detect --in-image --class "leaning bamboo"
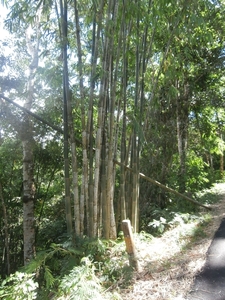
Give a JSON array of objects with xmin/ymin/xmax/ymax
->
[{"xmin": 114, "ymin": 160, "xmax": 211, "ymax": 210}]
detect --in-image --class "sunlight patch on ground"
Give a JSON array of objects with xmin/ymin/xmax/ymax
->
[{"xmin": 208, "ymin": 238, "xmax": 225, "ymax": 267}]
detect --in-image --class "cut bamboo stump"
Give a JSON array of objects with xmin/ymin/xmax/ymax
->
[{"xmin": 122, "ymin": 220, "xmax": 139, "ymax": 271}]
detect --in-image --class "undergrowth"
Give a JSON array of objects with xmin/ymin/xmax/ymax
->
[
  {"xmin": 146, "ymin": 183, "xmax": 221, "ymax": 236},
  {"xmin": 0, "ymin": 238, "xmax": 127, "ymax": 300},
  {"xmin": 0, "ymin": 184, "xmax": 224, "ymax": 300}
]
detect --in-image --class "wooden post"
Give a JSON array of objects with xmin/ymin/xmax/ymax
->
[{"xmin": 122, "ymin": 220, "xmax": 139, "ymax": 271}]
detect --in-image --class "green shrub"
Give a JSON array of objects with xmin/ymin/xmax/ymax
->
[
  {"xmin": 0, "ymin": 272, "xmax": 38, "ymax": 300},
  {"xmin": 58, "ymin": 257, "xmax": 104, "ymax": 300}
]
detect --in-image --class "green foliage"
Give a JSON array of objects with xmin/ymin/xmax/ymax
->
[
  {"xmin": 24, "ymin": 243, "xmax": 83, "ymax": 291},
  {"xmin": 0, "ymin": 181, "xmax": 220, "ymax": 300},
  {"xmin": 140, "ymin": 203, "xmax": 171, "ymax": 235},
  {"xmin": 73, "ymin": 237, "xmax": 132, "ymax": 287},
  {"xmin": 167, "ymin": 151, "xmax": 212, "ymax": 195},
  {"xmin": 58, "ymin": 257, "xmax": 104, "ymax": 300},
  {"xmin": 147, "ymin": 206, "xmax": 212, "ymax": 236},
  {"xmin": 76, "ymin": 237, "xmax": 112, "ymax": 261},
  {"xmin": 0, "ymin": 138, "xmax": 24, "ymax": 277},
  {"xmin": 149, "ymin": 217, "xmax": 168, "ymax": 234},
  {"xmin": 186, "ymin": 151, "xmax": 210, "ymax": 191},
  {"xmin": 196, "ymin": 185, "xmax": 224, "ymax": 205},
  {"xmin": 0, "ymin": 272, "xmax": 38, "ymax": 300},
  {"xmin": 180, "ymin": 213, "xmax": 212, "ymax": 244},
  {"xmin": 24, "ymin": 238, "xmax": 126, "ymax": 299},
  {"xmin": 100, "ymin": 252, "xmax": 133, "ymax": 288}
]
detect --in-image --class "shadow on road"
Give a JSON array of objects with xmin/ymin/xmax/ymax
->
[{"xmin": 188, "ymin": 218, "xmax": 225, "ymax": 300}]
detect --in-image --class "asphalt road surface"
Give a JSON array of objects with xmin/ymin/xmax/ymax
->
[{"xmin": 187, "ymin": 217, "xmax": 225, "ymax": 300}]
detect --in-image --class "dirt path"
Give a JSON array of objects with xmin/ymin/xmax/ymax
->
[{"xmin": 120, "ymin": 184, "xmax": 225, "ymax": 300}]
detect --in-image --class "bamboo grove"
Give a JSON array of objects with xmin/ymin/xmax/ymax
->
[{"xmin": 0, "ymin": 0, "xmax": 225, "ymax": 270}]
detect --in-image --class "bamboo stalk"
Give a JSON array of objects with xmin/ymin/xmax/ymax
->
[{"xmin": 115, "ymin": 160, "xmax": 212, "ymax": 210}]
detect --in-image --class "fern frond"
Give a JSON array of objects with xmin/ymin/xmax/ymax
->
[
  {"xmin": 59, "ymin": 258, "xmax": 104, "ymax": 300},
  {"xmin": 44, "ymin": 266, "xmax": 55, "ymax": 289},
  {"xmin": 25, "ymin": 251, "xmax": 48, "ymax": 273}
]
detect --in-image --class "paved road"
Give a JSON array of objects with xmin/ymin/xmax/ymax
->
[{"xmin": 187, "ymin": 217, "xmax": 225, "ymax": 300}]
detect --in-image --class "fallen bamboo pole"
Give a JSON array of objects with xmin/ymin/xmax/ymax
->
[{"xmin": 114, "ymin": 160, "xmax": 212, "ymax": 210}]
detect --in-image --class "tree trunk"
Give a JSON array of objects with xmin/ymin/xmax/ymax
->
[
  {"xmin": 60, "ymin": 0, "xmax": 73, "ymax": 235},
  {"xmin": 220, "ymin": 152, "xmax": 224, "ymax": 177},
  {"xmin": 68, "ymin": 91, "xmax": 80, "ymax": 236},
  {"xmin": 176, "ymin": 82, "xmax": 189, "ymax": 194},
  {"xmin": 22, "ymin": 19, "xmax": 40, "ymax": 264},
  {"xmin": 74, "ymin": 0, "xmax": 86, "ymax": 236},
  {"xmin": 86, "ymin": 0, "xmax": 104, "ymax": 237},
  {"xmin": 0, "ymin": 182, "xmax": 10, "ymax": 275},
  {"xmin": 131, "ymin": 3, "xmax": 140, "ymax": 233},
  {"xmin": 93, "ymin": 102, "xmax": 104, "ymax": 237},
  {"xmin": 23, "ymin": 138, "xmax": 36, "ymax": 265}
]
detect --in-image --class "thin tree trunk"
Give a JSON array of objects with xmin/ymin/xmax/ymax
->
[
  {"xmin": 125, "ymin": 133, "xmax": 133, "ymax": 220},
  {"xmin": 67, "ymin": 90, "xmax": 80, "ymax": 236},
  {"xmin": 74, "ymin": 0, "xmax": 86, "ymax": 236},
  {"xmin": 220, "ymin": 152, "xmax": 224, "ymax": 177},
  {"xmin": 131, "ymin": 1, "xmax": 140, "ymax": 233},
  {"xmin": 216, "ymin": 112, "xmax": 224, "ymax": 179},
  {"xmin": 0, "ymin": 182, "xmax": 10, "ymax": 275},
  {"xmin": 119, "ymin": 27, "xmax": 127, "ymax": 224},
  {"xmin": 131, "ymin": 137, "xmax": 138, "ymax": 233},
  {"xmin": 86, "ymin": 0, "xmax": 104, "ymax": 237},
  {"xmin": 101, "ymin": 130, "xmax": 108, "ymax": 238},
  {"xmin": 93, "ymin": 101, "xmax": 104, "ymax": 237},
  {"xmin": 106, "ymin": 0, "xmax": 119, "ymax": 240},
  {"xmin": 60, "ymin": 0, "xmax": 73, "ymax": 235},
  {"xmin": 220, "ymin": 132, "xmax": 224, "ymax": 177},
  {"xmin": 176, "ymin": 82, "xmax": 189, "ymax": 194}
]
